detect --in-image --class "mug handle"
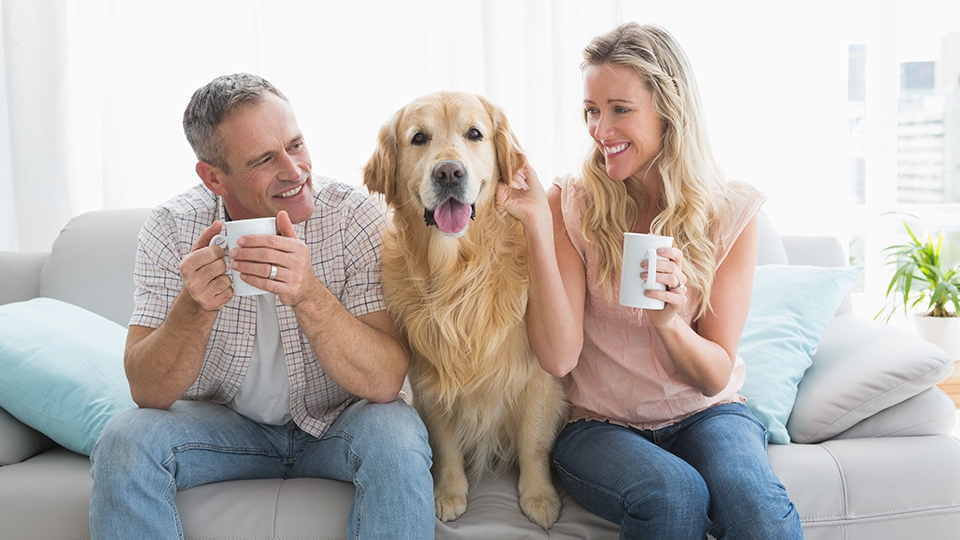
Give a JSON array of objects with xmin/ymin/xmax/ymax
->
[
  {"xmin": 645, "ymin": 248, "xmax": 658, "ymax": 290},
  {"xmin": 210, "ymin": 234, "xmax": 232, "ymax": 276}
]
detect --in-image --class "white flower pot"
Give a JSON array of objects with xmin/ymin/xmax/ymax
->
[{"xmin": 912, "ymin": 314, "xmax": 960, "ymax": 360}]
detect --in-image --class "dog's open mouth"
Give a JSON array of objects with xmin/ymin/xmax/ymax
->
[{"xmin": 424, "ymin": 199, "xmax": 476, "ymax": 234}]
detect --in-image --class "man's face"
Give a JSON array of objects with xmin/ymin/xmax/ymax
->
[{"xmin": 205, "ymin": 93, "xmax": 314, "ymax": 224}]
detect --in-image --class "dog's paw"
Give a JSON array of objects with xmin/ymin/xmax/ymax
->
[
  {"xmin": 519, "ymin": 487, "xmax": 562, "ymax": 530},
  {"xmin": 435, "ymin": 488, "xmax": 468, "ymax": 522}
]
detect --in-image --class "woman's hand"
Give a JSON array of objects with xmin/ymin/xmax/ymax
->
[
  {"xmin": 646, "ymin": 216, "xmax": 758, "ymax": 397},
  {"xmin": 640, "ymin": 246, "xmax": 689, "ymax": 327},
  {"xmin": 496, "ymin": 160, "xmax": 552, "ymax": 234}
]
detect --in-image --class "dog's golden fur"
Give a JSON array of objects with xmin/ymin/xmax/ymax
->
[{"xmin": 363, "ymin": 91, "xmax": 568, "ymax": 529}]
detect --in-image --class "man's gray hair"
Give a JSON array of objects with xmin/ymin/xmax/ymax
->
[{"xmin": 183, "ymin": 73, "xmax": 287, "ymax": 173}]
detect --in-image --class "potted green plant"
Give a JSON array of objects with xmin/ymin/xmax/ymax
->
[{"xmin": 877, "ymin": 220, "xmax": 960, "ymax": 359}]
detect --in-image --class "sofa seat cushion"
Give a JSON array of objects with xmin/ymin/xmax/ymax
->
[
  {"xmin": 770, "ymin": 436, "xmax": 960, "ymax": 540},
  {"xmin": 176, "ymin": 477, "xmax": 355, "ymax": 539},
  {"xmin": 5, "ymin": 439, "xmax": 960, "ymax": 540},
  {"xmin": 433, "ymin": 469, "xmax": 620, "ymax": 539},
  {"xmin": 181, "ymin": 470, "xmax": 621, "ymax": 539},
  {"xmin": 0, "ymin": 447, "xmax": 94, "ymax": 540},
  {"xmin": 1, "ymin": 448, "xmax": 619, "ymax": 540},
  {"xmin": 788, "ymin": 315, "xmax": 954, "ymax": 444},
  {"xmin": 0, "ymin": 298, "xmax": 136, "ymax": 455}
]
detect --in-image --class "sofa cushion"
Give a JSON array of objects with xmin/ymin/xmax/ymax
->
[
  {"xmin": 831, "ymin": 386, "xmax": 958, "ymax": 440},
  {"xmin": 0, "ymin": 407, "xmax": 54, "ymax": 466},
  {"xmin": 39, "ymin": 208, "xmax": 148, "ymax": 326},
  {"xmin": 756, "ymin": 211, "xmax": 789, "ymax": 266},
  {"xmin": 738, "ymin": 265, "xmax": 862, "ymax": 444},
  {"xmin": 0, "ymin": 298, "xmax": 136, "ymax": 455},
  {"xmin": 787, "ymin": 314, "xmax": 954, "ymax": 443}
]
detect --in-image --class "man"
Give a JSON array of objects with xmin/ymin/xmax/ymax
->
[{"xmin": 89, "ymin": 73, "xmax": 434, "ymax": 540}]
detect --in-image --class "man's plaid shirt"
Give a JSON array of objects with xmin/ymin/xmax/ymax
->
[{"xmin": 130, "ymin": 180, "xmax": 388, "ymax": 437}]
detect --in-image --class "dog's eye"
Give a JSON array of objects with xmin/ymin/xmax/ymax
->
[
  {"xmin": 411, "ymin": 132, "xmax": 428, "ymax": 146},
  {"xmin": 466, "ymin": 127, "xmax": 483, "ymax": 141}
]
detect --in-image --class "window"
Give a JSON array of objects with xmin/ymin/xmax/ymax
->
[
  {"xmin": 844, "ymin": 0, "xmax": 960, "ymax": 324},
  {"xmin": 3, "ymin": 1, "xmax": 957, "ymax": 327}
]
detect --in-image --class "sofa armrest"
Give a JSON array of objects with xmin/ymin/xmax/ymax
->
[
  {"xmin": 786, "ymin": 314, "xmax": 954, "ymax": 443},
  {"xmin": 0, "ymin": 252, "xmax": 47, "ymax": 306},
  {"xmin": 0, "ymin": 252, "xmax": 56, "ymax": 465}
]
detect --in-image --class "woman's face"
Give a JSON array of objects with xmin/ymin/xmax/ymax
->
[{"xmin": 583, "ymin": 63, "xmax": 664, "ymax": 183}]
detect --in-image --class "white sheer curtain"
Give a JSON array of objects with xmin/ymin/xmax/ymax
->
[
  {"xmin": 1, "ymin": 0, "xmax": 859, "ymax": 254},
  {"xmin": 0, "ymin": 0, "xmax": 616, "ymax": 251}
]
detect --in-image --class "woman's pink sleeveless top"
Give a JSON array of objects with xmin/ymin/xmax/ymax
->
[{"xmin": 556, "ymin": 177, "xmax": 765, "ymax": 430}]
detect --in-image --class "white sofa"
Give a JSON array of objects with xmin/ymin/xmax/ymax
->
[{"xmin": 1, "ymin": 207, "xmax": 959, "ymax": 540}]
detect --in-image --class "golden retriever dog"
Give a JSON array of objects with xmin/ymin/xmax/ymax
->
[{"xmin": 363, "ymin": 91, "xmax": 568, "ymax": 529}]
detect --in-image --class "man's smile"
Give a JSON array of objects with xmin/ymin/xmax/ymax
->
[{"xmin": 276, "ymin": 184, "xmax": 304, "ymax": 198}]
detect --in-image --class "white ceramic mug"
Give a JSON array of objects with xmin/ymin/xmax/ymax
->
[
  {"xmin": 619, "ymin": 232, "xmax": 674, "ymax": 310},
  {"xmin": 210, "ymin": 217, "xmax": 277, "ymax": 296}
]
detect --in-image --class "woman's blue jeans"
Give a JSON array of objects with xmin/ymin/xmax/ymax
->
[
  {"xmin": 553, "ymin": 403, "xmax": 803, "ymax": 539},
  {"xmin": 89, "ymin": 398, "xmax": 434, "ymax": 540}
]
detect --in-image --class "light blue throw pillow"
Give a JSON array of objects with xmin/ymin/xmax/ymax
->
[
  {"xmin": 0, "ymin": 298, "xmax": 136, "ymax": 455},
  {"xmin": 739, "ymin": 265, "xmax": 863, "ymax": 444}
]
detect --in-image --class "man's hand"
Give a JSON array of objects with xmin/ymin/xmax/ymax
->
[
  {"xmin": 229, "ymin": 211, "xmax": 320, "ymax": 307},
  {"xmin": 179, "ymin": 221, "xmax": 234, "ymax": 311},
  {"xmin": 223, "ymin": 210, "xmax": 409, "ymax": 401}
]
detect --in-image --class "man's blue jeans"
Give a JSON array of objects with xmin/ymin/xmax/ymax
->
[
  {"xmin": 553, "ymin": 403, "xmax": 803, "ymax": 539},
  {"xmin": 89, "ymin": 398, "xmax": 434, "ymax": 540}
]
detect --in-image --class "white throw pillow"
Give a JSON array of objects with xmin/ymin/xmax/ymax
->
[{"xmin": 787, "ymin": 314, "xmax": 954, "ymax": 443}]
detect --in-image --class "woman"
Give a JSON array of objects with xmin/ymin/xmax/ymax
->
[{"xmin": 498, "ymin": 23, "xmax": 803, "ymax": 539}]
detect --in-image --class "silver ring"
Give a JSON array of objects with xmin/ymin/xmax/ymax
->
[
  {"xmin": 674, "ymin": 283, "xmax": 686, "ymax": 292},
  {"xmin": 268, "ymin": 265, "xmax": 278, "ymax": 280}
]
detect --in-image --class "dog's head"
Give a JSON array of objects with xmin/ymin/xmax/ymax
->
[{"xmin": 363, "ymin": 91, "xmax": 524, "ymax": 237}]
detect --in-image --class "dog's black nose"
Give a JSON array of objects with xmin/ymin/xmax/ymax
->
[{"xmin": 432, "ymin": 160, "xmax": 466, "ymax": 187}]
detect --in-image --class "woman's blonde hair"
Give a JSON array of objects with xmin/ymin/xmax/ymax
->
[{"xmin": 578, "ymin": 22, "xmax": 727, "ymax": 320}]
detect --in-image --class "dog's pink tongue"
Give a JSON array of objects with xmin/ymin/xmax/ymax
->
[{"xmin": 435, "ymin": 200, "xmax": 472, "ymax": 234}]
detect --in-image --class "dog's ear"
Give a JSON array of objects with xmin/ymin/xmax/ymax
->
[
  {"xmin": 479, "ymin": 96, "xmax": 526, "ymax": 185},
  {"xmin": 363, "ymin": 111, "xmax": 401, "ymax": 205}
]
